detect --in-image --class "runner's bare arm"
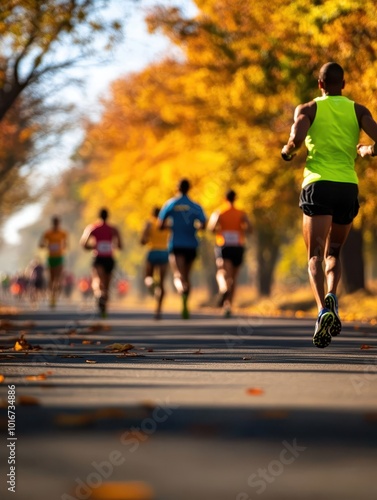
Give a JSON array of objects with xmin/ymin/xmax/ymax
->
[
  {"xmin": 281, "ymin": 103, "xmax": 313, "ymax": 161},
  {"xmin": 207, "ymin": 212, "xmax": 220, "ymax": 233},
  {"xmin": 356, "ymin": 104, "xmax": 377, "ymax": 157},
  {"xmin": 140, "ymin": 221, "xmax": 151, "ymax": 245},
  {"xmin": 39, "ymin": 234, "xmax": 46, "ymax": 248},
  {"xmin": 80, "ymin": 227, "xmax": 94, "ymax": 250}
]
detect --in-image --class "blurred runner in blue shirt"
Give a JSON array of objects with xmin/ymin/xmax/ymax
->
[{"xmin": 158, "ymin": 179, "xmax": 206, "ymax": 319}]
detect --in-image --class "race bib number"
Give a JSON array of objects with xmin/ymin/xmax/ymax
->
[
  {"xmin": 222, "ymin": 231, "xmax": 240, "ymax": 245},
  {"xmin": 49, "ymin": 243, "xmax": 61, "ymax": 252},
  {"xmin": 97, "ymin": 241, "xmax": 112, "ymax": 254}
]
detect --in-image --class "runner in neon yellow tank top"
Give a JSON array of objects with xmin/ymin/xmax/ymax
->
[{"xmin": 281, "ymin": 62, "xmax": 377, "ymax": 349}]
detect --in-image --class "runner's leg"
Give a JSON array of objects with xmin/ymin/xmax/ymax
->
[
  {"xmin": 325, "ymin": 222, "xmax": 353, "ymax": 294},
  {"xmin": 302, "ymin": 214, "xmax": 332, "ymax": 312}
]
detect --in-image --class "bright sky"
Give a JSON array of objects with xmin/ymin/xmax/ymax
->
[{"xmin": 2, "ymin": 0, "xmax": 195, "ymax": 245}]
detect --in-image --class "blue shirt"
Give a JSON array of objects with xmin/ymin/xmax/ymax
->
[{"xmin": 158, "ymin": 195, "xmax": 206, "ymax": 250}]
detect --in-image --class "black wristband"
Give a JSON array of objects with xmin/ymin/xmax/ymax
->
[{"xmin": 281, "ymin": 151, "xmax": 293, "ymax": 161}]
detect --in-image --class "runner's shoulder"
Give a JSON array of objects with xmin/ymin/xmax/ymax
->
[{"xmin": 295, "ymin": 100, "xmax": 316, "ymax": 123}]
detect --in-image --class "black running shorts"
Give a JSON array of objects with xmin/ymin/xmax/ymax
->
[
  {"xmin": 215, "ymin": 246, "xmax": 245, "ymax": 268},
  {"xmin": 170, "ymin": 247, "xmax": 197, "ymax": 264},
  {"xmin": 93, "ymin": 256, "xmax": 115, "ymax": 274},
  {"xmin": 299, "ymin": 181, "xmax": 359, "ymax": 225}
]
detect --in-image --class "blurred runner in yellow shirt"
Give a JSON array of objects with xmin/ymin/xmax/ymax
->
[
  {"xmin": 140, "ymin": 207, "xmax": 170, "ymax": 319},
  {"xmin": 39, "ymin": 215, "xmax": 68, "ymax": 308}
]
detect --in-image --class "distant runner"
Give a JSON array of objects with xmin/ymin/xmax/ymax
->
[
  {"xmin": 158, "ymin": 179, "xmax": 206, "ymax": 319},
  {"xmin": 140, "ymin": 207, "xmax": 170, "ymax": 319},
  {"xmin": 208, "ymin": 189, "xmax": 252, "ymax": 317},
  {"xmin": 80, "ymin": 208, "xmax": 123, "ymax": 318},
  {"xmin": 39, "ymin": 215, "xmax": 68, "ymax": 308}
]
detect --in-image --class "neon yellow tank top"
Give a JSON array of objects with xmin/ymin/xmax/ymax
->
[{"xmin": 303, "ymin": 95, "xmax": 359, "ymax": 187}]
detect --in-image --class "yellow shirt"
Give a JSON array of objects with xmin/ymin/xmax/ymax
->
[
  {"xmin": 147, "ymin": 218, "xmax": 169, "ymax": 251},
  {"xmin": 42, "ymin": 229, "xmax": 67, "ymax": 257}
]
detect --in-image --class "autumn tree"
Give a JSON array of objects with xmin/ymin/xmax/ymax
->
[
  {"xmin": 78, "ymin": 0, "xmax": 377, "ymax": 297},
  {"xmin": 0, "ymin": 0, "xmax": 127, "ymax": 122},
  {"xmin": 146, "ymin": 0, "xmax": 377, "ymax": 295}
]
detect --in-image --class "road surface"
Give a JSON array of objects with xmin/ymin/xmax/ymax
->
[{"xmin": 1, "ymin": 302, "xmax": 377, "ymax": 499}]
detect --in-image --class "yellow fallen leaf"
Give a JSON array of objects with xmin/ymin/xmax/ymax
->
[
  {"xmin": 104, "ymin": 343, "xmax": 134, "ymax": 352},
  {"xmin": 14, "ymin": 341, "xmax": 25, "ymax": 352},
  {"xmin": 0, "ymin": 375, "xmax": 5, "ymax": 383},
  {"xmin": 25, "ymin": 374, "xmax": 47, "ymax": 381}
]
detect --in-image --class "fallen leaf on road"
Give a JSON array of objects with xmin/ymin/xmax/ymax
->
[
  {"xmin": 246, "ymin": 387, "xmax": 264, "ymax": 396},
  {"xmin": 193, "ymin": 349, "xmax": 202, "ymax": 355},
  {"xmin": 0, "ymin": 375, "xmax": 4, "ymax": 383},
  {"xmin": 14, "ymin": 335, "xmax": 32, "ymax": 351},
  {"xmin": 360, "ymin": 344, "xmax": 374, "ymax": 350},
  {"xmin": 0, "ymin": 320, "xmax": 14, "ymax": 329},
  {"xmin": 13, "ymin": 334, "xmax": 41, "ymax": 352},
  {"xmin": 25, "ymin": 374, "xmax": 47, "ymax": 381},
  {"xmin": 242, "ymin": 356, "xmax": 252, "ymax": 360},
  {"xmin": 87, "ymin": 323, "xmax": 111, "ymax": 332},
  {"xmin": 82, "ymin": 340, "xmax": 93, "ymax": 344},
  {"xmin": 25, "ymin": 371, "xmax": 53, "ymax": 381},
  {"xmin": 85, "ymin": 360, "xmax": 97, "ymax": 364},
  {"xmin": 17, "ymin": 396, "xmax": 40, "ymax": 406},
  {"xmin": 54, "ymin": 412, "xmax": 94, "ymax": 428},
  {"xmin": 103, "ymin": 343, "xmax": 134, "ymax": 353},
  {"xmin": 89, "ymin": 481, "xmax": 154, "ymax": 500}
]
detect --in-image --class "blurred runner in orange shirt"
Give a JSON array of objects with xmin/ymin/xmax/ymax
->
[{"xmin": 208, "ymin": 190, "xmax": 252, "ymax": 317}]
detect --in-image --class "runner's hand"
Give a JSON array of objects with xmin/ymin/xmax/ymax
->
[
  {"xmin": 357, "ymin": 144, "xmax": 375, "ymax": 158},
  {"xmin": 281, "ymin": 146, "xmax": 296, "ymax": 161}
]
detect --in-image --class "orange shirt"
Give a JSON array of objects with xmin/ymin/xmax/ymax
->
[
  {"xmin": 215, "ymin": 205, "xmax": 247, "ymax": 247},
  {"xmin": 42, "ymin": 229, "xmax": 67, "ymax": 257}
]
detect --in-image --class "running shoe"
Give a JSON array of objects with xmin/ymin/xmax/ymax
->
[
  {"xmin": 313, "ymin": 308, "xmax": 334, "ymax": 348},
  {"xmin": 181, "ymin": 292, "xmax": 190, "ymax": 319},
  {"xmin": 324, "ymin": 293, "xmax": 342, "ymax": 336},
  {"xmin": 223, "ymin": 307, "xmax": 232, "ymax": 318}
]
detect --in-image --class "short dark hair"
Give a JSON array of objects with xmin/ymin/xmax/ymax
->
[
  {"xmin": 52, "ymin": 215, "xmax": 60, "ymax": 226},
  {"xmin": 99, "ymin": 208, "xmax": 108, "ymax": 221},
  {"xmin": 226, "ymin": 189, "xmax": 236, "ymax": 203},
  {"xmin": 178, "ymin": 178, "xmax": 190, "ymax": 195},
  {"xmin": 318, "ymin": 62, "xmax": 344, "ymax": 86}
]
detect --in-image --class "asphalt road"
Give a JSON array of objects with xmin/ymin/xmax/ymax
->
[{"xmin": 1, "ymin": 301, "xmax": 377, "ymax": 500}]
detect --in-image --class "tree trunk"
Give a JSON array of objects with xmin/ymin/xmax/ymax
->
[
  {"xmin": 200, "ymin": 237, "xmax": 218, "ymax": 301},
  {"xmin": 341, "ymin": 227, "xmax": 365, "ymax": 293},
  {"xmin": 256, "ymin": 226, "xmax": 280, "ymax": 296}
]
